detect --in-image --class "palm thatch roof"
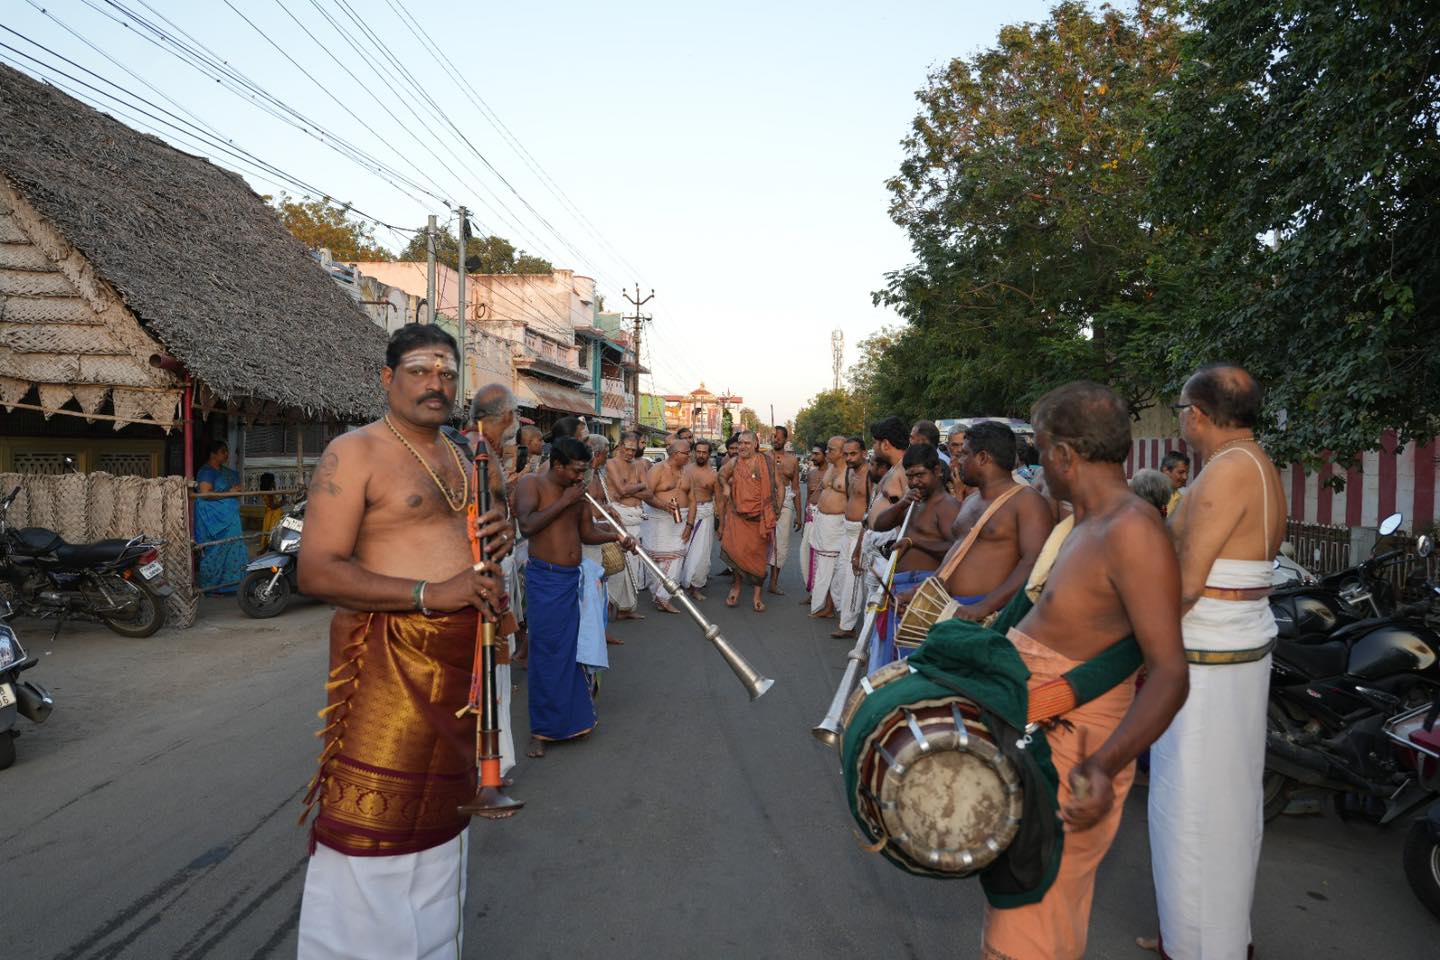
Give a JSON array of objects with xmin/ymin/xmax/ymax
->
[{"xmin": 0, "ymin": 64, "xmax": 386, "ymax": 422}]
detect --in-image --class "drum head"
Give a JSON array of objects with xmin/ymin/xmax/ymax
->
[{"xmin": 858, "ymin": 698, "xmax": 1023, "ymax": 876}]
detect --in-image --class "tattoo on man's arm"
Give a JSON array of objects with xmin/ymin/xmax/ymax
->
[{"xmin": 312, "ymin": 452, "xmax": 342, "ymax": 495}]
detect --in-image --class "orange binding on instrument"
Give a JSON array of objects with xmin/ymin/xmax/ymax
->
[{"xmin": 458, "ymin": 447, "xmax": 523, "ymax": 819}]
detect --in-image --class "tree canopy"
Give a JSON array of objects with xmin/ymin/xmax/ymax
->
[
  {"xmin": 866, "ymin": 0, "xmax": 1440, "ymax": 468},
  {"xmin": 1147, "ymin": 0, "xmax": 1440, "ymax": 467},
  {"xmin": 268, "ymin": 194, "xmax": 394, "ymax": 262},
  {"xmin": 874, "ymin": 2, "xmax": 1185, "ymax": 424},
  {"xmin": 399, "ymin": 226, "xmax": 553, "ymax": 275},
  {"xmin": 794, "ymin": 388, "xmax": 866, "ymax": 451}
]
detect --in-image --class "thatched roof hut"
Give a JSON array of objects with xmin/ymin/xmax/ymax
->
[{"xmin": 0, "ymin": 63, "xmax": 386, "ymax": 427}]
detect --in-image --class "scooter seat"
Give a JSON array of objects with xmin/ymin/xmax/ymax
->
[{"xmin": 1275, "ymin": 638, "xmax": 1349, "ymax": 679}]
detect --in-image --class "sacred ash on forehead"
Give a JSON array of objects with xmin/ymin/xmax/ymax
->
[{"xmin": 399, "ymin": 349, "xmax": 458, "ymax": 372}]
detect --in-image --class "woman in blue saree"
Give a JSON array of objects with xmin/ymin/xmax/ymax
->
[{"xmin": 195, "ymin": 440, "xmax": 247, "ymax": 594}]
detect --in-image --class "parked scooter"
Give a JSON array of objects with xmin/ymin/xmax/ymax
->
[
  {"xmin": 1269, "ymin": 512, "xmax": 1407, "ymax": 641},
  {"xmin": 237, "ymin": 499, "xmax": 304, "ymax": 619},
  {"xmin": 0, "ymin": 595, "xmax": 54, "ymax": 770},
  {"xmin": 1263, "ymin": 532, "xmax": 1440, "ymax": 821},
  {"xmin": 0, "ymin": 486, "xmax": 172, "ymax": 638}
]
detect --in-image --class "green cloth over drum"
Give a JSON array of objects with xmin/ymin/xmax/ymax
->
[{"xmin": 840, "ymin": 588, "xmax": 1143, "ymax": 906}]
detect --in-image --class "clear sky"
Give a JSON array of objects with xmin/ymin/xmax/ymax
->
[{"xmin": 4, "ymin": 0, "xmax": 1055, "ymax": 424}]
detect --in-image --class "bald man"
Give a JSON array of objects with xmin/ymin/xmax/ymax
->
[{"xmin": 1144, "ymin": 364, "xmax": 1285, "ymax": 960}]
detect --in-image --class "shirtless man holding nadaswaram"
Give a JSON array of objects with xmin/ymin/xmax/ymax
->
[
  {"xmin": 296, "ymin": 325, "xmax": 512, "ymax": 959},
  {"xmin": 807, "ymin": 436, "xmax": 848, "ymax": 619},
  {"xmin": 979, "ymin": 380, "xmax": 1188, "ymax": 960},
  {"xmin": 767, "ymin": 427, "xmax": 803, "ymax": 596},
  {"xmin": 603, "ymin": 432, "xmax": 649, "ymax": 620},
  {"xmin": 515, "ymin": 438, "xmax": 635, "ymax": 759},
  {"xmin": 644, "ymin": 439, "xmax": 693, "ymax": 614},
  {"xmin": 681, "ymin": 440, "xmax": 718, "ymax": 600},
  {"xmin": 876, "ymin": 441, "xmax": 962, "ymax": 600}
]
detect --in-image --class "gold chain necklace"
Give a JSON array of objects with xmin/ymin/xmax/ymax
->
[{"xmin": 384, "ymin": 416, "xmax": 469, "ymax": 512}]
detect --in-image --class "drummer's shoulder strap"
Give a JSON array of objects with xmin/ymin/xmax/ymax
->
[{"xmin": 934, "ymin": 483, "xmax": 1025, "ymax": 583}]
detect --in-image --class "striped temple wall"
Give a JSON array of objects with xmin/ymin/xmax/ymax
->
[{"xmin": 1127, "ymin": 430, "xmax": 1439, "ymax": 534}]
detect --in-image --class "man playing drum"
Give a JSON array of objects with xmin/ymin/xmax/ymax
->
[
  {"xmin": 938, "ymin": 420, "xmax": 1054, "ymax": 621},
  {"xmin": 981, "ymin": 381, "xmax": 1189, "ymax": 960},
  {"xmin": 1142, "ymin": 365, "xmax": 1285, "ymax": 960}
]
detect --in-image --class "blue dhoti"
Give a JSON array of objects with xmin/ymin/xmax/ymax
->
[{"xmin": 524, "ymin": 558, "xmax": 596, "ymax": 741}]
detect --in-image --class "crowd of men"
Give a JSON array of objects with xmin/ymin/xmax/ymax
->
[{"xmin": 291, "ymin": 322, "xmax": 1283, "ymax": 960}]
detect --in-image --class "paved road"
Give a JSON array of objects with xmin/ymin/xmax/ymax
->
[{"xmin": 3, "ymin": 546, "xmax": 1436, "ymax": 959}]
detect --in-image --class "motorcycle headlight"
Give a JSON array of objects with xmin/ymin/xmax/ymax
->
[
  {"xmin": 0, "ymin": 624, "xmax": 22, "ymax": 671},
  {"xmin": 280, "ymin": 538, "xmax": 300, "ymax": 554}
]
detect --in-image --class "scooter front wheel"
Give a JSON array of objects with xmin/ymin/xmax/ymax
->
[{"xmin": 238, "ymin": 569, "xmax": 291, "ymax": 619}]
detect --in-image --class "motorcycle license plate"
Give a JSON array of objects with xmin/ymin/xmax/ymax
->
[
  {"xmin": 0, "ymin": 683, "xmax": 14, "ymax": 709},
  {"xmin": 139, "ymin": 561, "xmax": 164, "ymax": 580},
  {"xmin": 280, "ymin": 516, "xmax": 304, "ymax": 533}
]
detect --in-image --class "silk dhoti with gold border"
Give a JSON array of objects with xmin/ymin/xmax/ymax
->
[{"xmin": 303, "ymin": 609, "xmax": 478, "ymax": 857}]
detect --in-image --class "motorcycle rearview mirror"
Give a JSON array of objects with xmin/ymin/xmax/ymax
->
[
  {"xmin": 1418, "ymin": 534, "xmax": 1434, "ymax": 559},
  {"xmin": 1379, "ymin": 513, "xmax": 1403, "ymax": 536}
]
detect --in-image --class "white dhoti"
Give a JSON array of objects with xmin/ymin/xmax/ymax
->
[
  {"xmin": 771, "ymin": 490, "xmax": 796, "ymax": 570},
  {"xmin": 833, "ymin": 519, "xmax": 865, "ymax": 630},
  {"xmin": 611, "ymin": 503, "xmax": 647, "ymax": 603},
  {"xmin": 808, "ymin": 511, "xmax": 846, "ymax": 615},
  {"xmin": 799, "ymin": 504, "xmax": 817, "ymax": 592},
  {"xmin": 1149, "ymin": 558, "xmax": 1275, "ymax": 960},
  {"xmin": 648, "ymin": 512, "xmax": 690, "ymax": 603},
  {"xmin": 298, "ymin": 831, "xmax": 468, "ymax": 960},
  {"xmin": 683, "ymin": 501, "xmax": 716, "ymax": 588},
  {"xmin": 640, "ymin": 504, "xmax": 656, "ymax": 592},
  {"xmin": 512, "ymin": 538, "xmax": 529, "ymax": 624}
]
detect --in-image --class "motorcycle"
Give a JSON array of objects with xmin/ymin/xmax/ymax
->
[
  {"xmin": 237, "ymin": 499, "xmax": 304, "ymax": 619},
  {"xmin": 0, "ymin": 486, "xmax": 172, "ymax": 638},
  {"xmin": 0, "ymin": 595, "xmax": 54, "ymax": 770},
  {"xmin": 1269, "ymin": 512, "xmax": 1407, "ymax": 641},
  {"xmin": 1263, "ymin": 532, "xmax": 1440, "ymax": 822},
  {"xmin": 1387, "ymin": 692, "xmax": 1440, "ymax": 919}
]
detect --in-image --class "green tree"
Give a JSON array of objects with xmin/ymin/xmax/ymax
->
[
  {"xmin": 794, "ymin": 389, "xmax": 866, "ymax": 450},
  {"xmin": 268, "ymin": 193, "xmax": 394, "ymax": 262},
  {"xmin": 1149, "ymin": 0, "xmax": 1440, "ymax": 467},
  {"xmin": 738, "ymin": 407, "xmax": 760, "ymax": 432},
  {"xmin": 874, "ymin": 2, "xmax": 1187, "ymax": 421},
  {"xmin": 399, "ymin": 227, "xmax": 553, "ymax": 275}
]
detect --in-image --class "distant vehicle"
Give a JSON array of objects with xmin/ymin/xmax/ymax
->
[
  {"xmin": 642, "ymin": 446, "xmax": 666, "ymax": 463},
  {"xmin": 935, "ymin": 417, "xmax": 1034, "ymax": 439}
]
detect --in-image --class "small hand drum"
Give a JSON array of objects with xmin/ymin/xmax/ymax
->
[
  {"xmin": 842, "ymin": 661, "xmax": 1024, "ymax": 877},
  {"xmin": 894, "ymin": 575, "xmax": 958, "ymax": 654}
]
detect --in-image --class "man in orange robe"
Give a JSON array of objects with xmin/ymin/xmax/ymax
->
[{"xmin": 718, "ymin": 430, "xmax": 779, "ymax": 612}]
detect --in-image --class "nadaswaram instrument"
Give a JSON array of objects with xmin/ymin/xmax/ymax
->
[
  {"xmin": 585, "ymin": 492, "xmax": 773, "ymax": 701},
  {"xmin": 811, "ymin": 501, "xmax": 916, "ymax": 747},
  {"xmin": 457, "ymin": 448, "xmax": 523, "ymax": 819},
  {"xmin": 842, "ymin": 660, "xmax": 1023, "ymax": 877}
]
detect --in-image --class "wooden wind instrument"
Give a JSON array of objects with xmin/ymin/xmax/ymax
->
[{"xmin": 458, "ymin": 447, "xmax": 523, "ymax": 819}]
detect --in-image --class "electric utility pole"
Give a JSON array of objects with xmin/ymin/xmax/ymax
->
[
  {"xmin": 425, "ymin": 214, "xmax": 437, "ymax": 325},
  {"xmin": 623, "ymin": 283, "xmax": 654, "ymax": 428},
  {"xmin": 456, "ymin": 206, "xmax": 468, "ymax": 409}
]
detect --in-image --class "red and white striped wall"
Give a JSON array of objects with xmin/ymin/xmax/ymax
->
[{"xmin": 1127, "ymin": 430, "xmax": 1439, "ymax": 533}]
